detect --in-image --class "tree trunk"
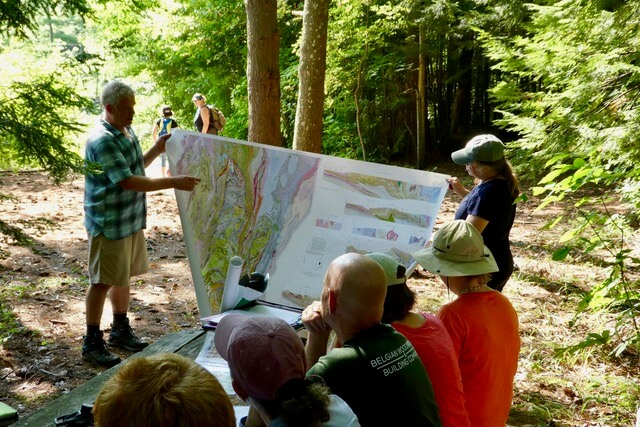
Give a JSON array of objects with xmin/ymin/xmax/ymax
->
[
  {"xmin": 246, "ymin": 0, "xmax": 282, "ymax": 146},
  {"xmin": 416, "ymin": 27, "xmax": 427, "ymax": 169},
  {"xmin": 292, "ymin": 0, "xmax": 330, "ymax": 153},
  {"xmin": 450, "ymin": 46, "xmax": 474, "ymax": 139}
]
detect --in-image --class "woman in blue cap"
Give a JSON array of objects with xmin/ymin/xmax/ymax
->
[{"xmin": 446, "ymin": 134, "xmax": 520, "ymax": 292}]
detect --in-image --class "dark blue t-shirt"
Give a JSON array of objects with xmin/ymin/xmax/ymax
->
[{"xmin": 454, "ymin": 179, "xmax": 516, "ymax": 289}]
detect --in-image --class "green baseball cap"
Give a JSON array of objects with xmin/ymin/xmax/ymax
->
[
  {"xmin": 451, "ymin": 134, "xmax": 505, "ymax": 165},
  {"xmin": 365, "ymin": 252, "xmax": 406, "ymax": 286},
  {"xmin": 411, "ymin": 220, "xmax": 498, "ymax": 277}
]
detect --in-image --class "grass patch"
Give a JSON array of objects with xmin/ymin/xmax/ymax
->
[{"xmin": 0, "ymin": 301, "xmax": 22, "ymax": 342}]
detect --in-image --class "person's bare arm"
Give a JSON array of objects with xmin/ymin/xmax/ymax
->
[
  {"xmin": 200, "ymin": 107, "xmax": 210, "ymax": 134},
  {"xmin": 466, "ymin": 214, "xmax": 489, "ymax": 233},
  {"xmin": 143, "ymin": 134, "xmax": 170, "ymax": 168},
  {"xmin": 302, "ymin": 301, "xmax": 332, "ymax": 367},
  {"xmin": 121, "ymin": 134, "xmax": 199, "ymax": 191},
  {"xmin": 151, "ymin": 122, "xmax": 159, "ymax": 141},
  {"xmin": 446, "ymin": 177, "xmax": 469, "ymax": 197},
  {"xmin": 118, "ymin": 175, "xmax": 200, "ymax": 192}
]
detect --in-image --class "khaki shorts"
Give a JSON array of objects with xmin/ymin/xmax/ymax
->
[{"xmin": 88, "ymin": 230, "xmax": 149, "ymax": 286}]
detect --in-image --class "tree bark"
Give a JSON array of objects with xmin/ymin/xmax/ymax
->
[
  {"xmin": 246, "ymin": 0, "xmax": 282, "ymax": 146},
  {"xmin": 416, "ymin": 27, "xmax": 427, "ymax": 169},
  {"xmin": 450, "ymin": 46, "xmax": 474, "ymax": 139},
  {"xmin": 292, "ymin": 0, "xmax": 330, "ymax": 153}
]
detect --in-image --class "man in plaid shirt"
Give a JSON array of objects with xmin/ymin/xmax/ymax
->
[{"xmin": 83, "ymin": 80, "xmax": 201, "ymax": 367}]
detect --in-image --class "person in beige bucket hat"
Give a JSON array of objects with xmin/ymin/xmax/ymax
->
[
  {"xmin": 411, "ymin": 218, "xmax": 498, "ymax": 280},
  {"xmin": 412, "ymin": 220, "xmax": 520, "ymax": 427}
]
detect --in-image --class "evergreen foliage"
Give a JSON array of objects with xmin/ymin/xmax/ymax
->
[
  {"xmin": 481, "ymin": 0, "xmax": 640, "ymax": 355},
  {"xmin": 1, "ymin": 7, "xmax": 97, "ymax": 255},
  {"xmin": 0, "ymin": 0, "xmax": 91, "ymax": 37},
  {"xmin": 1, "ymin": 0, "xmax": 96, "ymax": 183}
]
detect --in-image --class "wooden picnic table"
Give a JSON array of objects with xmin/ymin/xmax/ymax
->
[{"xmin": 13, "ymin": 329, "xmax": 208, "ymax": 426}]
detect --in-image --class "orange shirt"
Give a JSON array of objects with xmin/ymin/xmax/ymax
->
[
  {"xmin": 438, "ymin": 291, "xmax": 520, "ymax": 427},
  {"xmin": 393, "ymin": 313, "xmax": 470, "ymax": 427}
]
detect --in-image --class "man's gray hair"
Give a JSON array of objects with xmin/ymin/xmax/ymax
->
[{"xmin": 100, "ymin": 80, "xmax": 135, "ymax": 109}]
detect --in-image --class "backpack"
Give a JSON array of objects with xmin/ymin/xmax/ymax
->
[
  {"xmin": 158, "ymin": 117, "xmax": 173, "ymax": 136},
  {"xmin": 208, "ymin": 105, "xmax": 226, "ymax": 131}
]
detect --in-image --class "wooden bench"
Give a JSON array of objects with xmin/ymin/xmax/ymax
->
[{"xmin": 13, "ymin": 329, "xmax": 209, "ymax": 426}]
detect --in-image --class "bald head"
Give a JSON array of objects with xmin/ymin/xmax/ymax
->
[{"xmin": 323, "ymin": 253, "xmax": 387, "ymax": 333}]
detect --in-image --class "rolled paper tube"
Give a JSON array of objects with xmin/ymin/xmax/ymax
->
[{"xmin": 220, "ymin": 256, "xmax": 243, "ymax": 312}]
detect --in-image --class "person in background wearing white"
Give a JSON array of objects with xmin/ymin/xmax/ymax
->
[{"xmin": 150, "ymin": 105, "xmax": 179, "ymax": 177}]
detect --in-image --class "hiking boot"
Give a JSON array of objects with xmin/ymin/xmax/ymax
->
[
  {"xmin": 108, "ymin": 318, "xmax": 149, "ymax": 352},
  {"xmin": 82, "ymin": 331, "xmax": 121, "ymax": 368}
]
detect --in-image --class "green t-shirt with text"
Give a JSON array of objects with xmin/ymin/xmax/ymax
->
[{"xmin": 307, "ymin": 323, "xmax": 442, "ymax": 427}]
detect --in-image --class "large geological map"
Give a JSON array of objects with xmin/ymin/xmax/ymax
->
[{"xmin": 167, "ymin": 130, "xmax": 449, "ymax": 316}]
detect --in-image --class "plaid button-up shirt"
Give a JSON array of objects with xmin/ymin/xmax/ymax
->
[{"xmin": 84, "ymin": 119, "xmax": 147, "ymax": 240}]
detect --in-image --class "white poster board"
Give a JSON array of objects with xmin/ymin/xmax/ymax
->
[{"xmin": 166, "ymin": 130, "xmax": 449, "ymax": 316}]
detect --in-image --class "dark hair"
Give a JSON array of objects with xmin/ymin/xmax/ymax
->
[
  {"xmin": 478, "ymin": 157, "xmax": 520, "ymax": 199},
  {"xmin": 382, "ymin": 283, "xmax": 416, "ymax": 323},
  {"xmin": 259, "ymin": 376, "xmax": 330, "ymax": 426}
]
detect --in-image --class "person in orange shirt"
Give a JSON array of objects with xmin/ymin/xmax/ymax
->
[{"xmin": 412, "ymin": 220, "xmax": 520, "ymax": 427}]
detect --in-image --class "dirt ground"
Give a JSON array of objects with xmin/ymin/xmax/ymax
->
[
  {"xmin": 0, "ymin": 160, "xmax": 200, "ymax": 419},
  {"xmin": 0, "ymin": 159, "xmax": 636, "ymax": 425}
]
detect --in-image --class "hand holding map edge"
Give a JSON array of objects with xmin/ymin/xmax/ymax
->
[{"xmin": 171, "ymin": 175, "xmax": 201, "ymax": 191}]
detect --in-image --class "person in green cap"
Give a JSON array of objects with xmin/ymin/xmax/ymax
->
[
  {"xmin": 446, "ymin": 134, "xmax": 520, "ymax": 292},
  {"xmin": 365, "ymin": 252, "xmax": 470, "ymax": 427},
  {"xmin": 412, "ymin": 220, "xmax": 520, "ymax": 427}
]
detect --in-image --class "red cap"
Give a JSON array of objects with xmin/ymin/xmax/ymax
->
[{"xmin": 214, "ymin": 314, "xmax": 306, "ymax": 401}]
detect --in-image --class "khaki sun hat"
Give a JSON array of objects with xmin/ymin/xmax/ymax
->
[
  {"xmin": 412, "ymin": 220, "xmax": 498, "ymax": 277},
  {"xmin": 365, "ymin": 252, "xmax": 406, "ymax": 286},
  {"xmin": 451, "ymin": 134, "xmax": 505, "ymax": 165}
]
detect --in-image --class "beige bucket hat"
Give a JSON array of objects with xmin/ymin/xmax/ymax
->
[{"xmin": 412, "ymin": 220, "xmax": 499, "ymax": 277}]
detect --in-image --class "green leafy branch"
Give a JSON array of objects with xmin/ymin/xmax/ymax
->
[{"xmin": 538, "ymin": 160, "xmax": 639, "ymax": 357}]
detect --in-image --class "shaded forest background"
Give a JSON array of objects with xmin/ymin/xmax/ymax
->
[{"xmin": 1, "ymin": 0, "xmax": 639, "ymax": 423}]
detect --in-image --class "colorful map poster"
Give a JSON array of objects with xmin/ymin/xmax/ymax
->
[{"xmin": 166, "ymin": 130, "xmax": 449, "ymax": 316}]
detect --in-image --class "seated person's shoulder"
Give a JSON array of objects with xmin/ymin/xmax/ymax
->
[{"xmin": 307, "ymin": 346, "xmax": 360, "ymax": 376}]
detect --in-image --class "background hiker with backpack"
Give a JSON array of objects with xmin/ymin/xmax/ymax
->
[
  {"xmin": 151, "ymin": 105, "xmax": 179, "ymax": 177},
  {"xmin": 192, "ymin": 93, "xmax": 225, "ymax": 135}
]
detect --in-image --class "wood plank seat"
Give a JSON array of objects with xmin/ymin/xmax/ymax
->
[{"xmin": 13, "ymin": 329, "xmax": 207, "ymax": 426}]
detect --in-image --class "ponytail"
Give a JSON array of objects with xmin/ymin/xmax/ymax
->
[
  {"xmin": 479, "ymin": 158, "xmax": 520, "ymax": 199},
  {"xmin": 277, "ymin": 376, "xmax": 331, "ymax": 426}
]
